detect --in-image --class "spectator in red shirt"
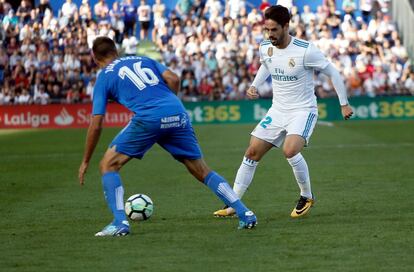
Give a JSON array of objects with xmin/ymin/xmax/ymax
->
[{"xmin": 259, "ymin": 0, "xmax": 271, "ymax": 13}]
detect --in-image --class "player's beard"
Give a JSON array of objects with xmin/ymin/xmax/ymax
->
[
  {"xmin": 269, "ymin": 37, "xmax": 278, "ymax": 46},
  {"xmin": 270, "ymin": 32, "xmax": 286, "ymax": 47}
]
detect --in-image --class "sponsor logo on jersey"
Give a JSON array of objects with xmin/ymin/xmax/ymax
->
[
  {"xmin": 160, "ymin": 113, "xmax": 187, "ymax": 129},
  {"xmin": 271, "ymin": 68, "xmax": 298, "ymax": 81},
  {"xmin": 289, "ymin": 58, "xmax": 295, "ymax": 68},
  {"xmin": 267, "ymin": 47, "xmax": 273, "ymax": 57},
  {"xmin": 271, "ymin": 74, "xmax": 298, "ymax": 81}
]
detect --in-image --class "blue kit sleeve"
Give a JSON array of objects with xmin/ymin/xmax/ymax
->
[{"xmin": 92, "ymin": 72, "xmax": 109, "ymax": 115}]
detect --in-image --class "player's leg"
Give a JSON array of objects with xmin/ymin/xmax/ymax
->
[
  {"xmin": 234, "ymin": 136, "xmax": 273, "ymax": 198},
  {"xmin": 157, "ymin": 113, "xmax": 256, "ymax": 229},
  {"xmin": 95, "ymin": 146, "xmax": 132, "ymax": 236},
  {"xmin": 214, "ymin": 136, "xmax": 273, "ymax": 217},
  {"xmin": 182, "ymin": 158, "xmax": 257, "ymax": 229},
  {"xmin": 284, "ymin": 134, "xmax": 311, "ymax": 197},
  {"xmin": 96, "ymin": 120, "xmax": 158, "ymax": 236},
  {"xmin": 284, "ymin": 111, "xmax": 317, "ymax": 218},
  {"xmin": 215, "ymin": 109, "xmax": 285, "ymax": 217}
]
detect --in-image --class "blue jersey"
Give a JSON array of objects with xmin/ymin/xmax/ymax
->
[{"xmin": 92, "ymin": 56, "xmax": 186, "ymax": 120}]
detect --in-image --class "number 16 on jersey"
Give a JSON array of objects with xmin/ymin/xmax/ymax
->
[{"xmin": 118, "ymin": 61, "xmax": 159, "ymax": 90}]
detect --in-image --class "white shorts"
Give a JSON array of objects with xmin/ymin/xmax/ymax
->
[{"xmin": 251, "ymin": 108, "xmax": 318, "ymax": 147}]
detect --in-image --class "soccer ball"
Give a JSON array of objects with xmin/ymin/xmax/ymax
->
[{"xmin": 125, "ymin": 194, "xmax": 154, "ymax": 221}]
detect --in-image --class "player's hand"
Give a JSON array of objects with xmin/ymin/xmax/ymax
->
[
  {"xmin": 78, "ymin": 161, "xmax": 89, "ymax": 186},
  {"xmin": 341, "ymin": 104, "xmax": 354, "ymax": 120},
  {"xmin": 246, "ymin": 86, "xmax": 259, "ymax": 100}
]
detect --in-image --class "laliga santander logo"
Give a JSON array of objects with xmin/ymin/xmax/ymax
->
[{"xmin": 54, "ymin": 107, "xmax": 74, "ymax": 126}]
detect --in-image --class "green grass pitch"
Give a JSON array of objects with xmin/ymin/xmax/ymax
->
[{"xmin": 1, "ymin": 120, "xmax": 413, "ymax": 271}]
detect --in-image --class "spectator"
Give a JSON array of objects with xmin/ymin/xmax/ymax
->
[
  {"xmin": 37, "ymin": 0, "xmax": 53, "ymax": 21},
  {"xmin": 79, "ymin": 0, "xmax": 92, "ymax": 22},
  {"xmin": 61, "ymin": 0, "xmax": 78, "ymax": 21},
  {"xmin": 122, "ymin": 0, "xmax": 137, "ymax": 37},
  {"xmin": 372, "ymin": 64, "xmax": 387, "ymax": 95},
  {"xmin": 199, "ymin": 77, "xmax": 213, "ymax": 99},
  {"xmin": 323, "ymin": 0, "xmax": 336, "ymax": 17},
  {"xmin": 176, "ymin": 0, "xmax": 193, "ymax": 19},
  {"xmin": 247, "ymin": 8, "xmax": 263, "ymax": 25},
  {"xmin": 109, "ymin": 1, "xmax": 125, "ymax": 43},
  {"xmin": 288, "ymin": 6, "xmax": 300, "ymax": 30},
  {"xmin": 259, "ymin": 0, "xmax": 271, "ymax": 13},
  {"xmin": 404, "ymin": 71, "xmax": 414, "ymax": 95},
  {"xmin": 137, "ymin": 0, "xmax": 151, "ymax": 40},
  {"xmin": 16, "ymin": 0, "xmax": 32, "ymax": 25},
  {"xmin": 94, "ymin": 0, "xmax": 109, "ymax": 22},
  {"xmin": 342, "ymin": 0, "xmax": 357, "ymax": 18},
  {"xmin": 204, "ymin": 0, "xmax": 222, "ymax": 23},
  {"xmin": 17, "ymin": 88, "xmax": 32, "ymax": 104},
  {"xmin": 227, "ymin": 0, "xmax": 246, "ymax": 20},
  {"xmin": 3, "ymin": 9, "xmax": 18, "ymax": 31},
  {"xmin": 152, "ymin": 0, "xmax": 165, "ymax": 27},
  {"xmin": 34, "ymin": 84, "xmax": 50, "ymax": 105},
  {"xmin": 360, "ymin": 0, "xmax": 373, "ymax": 24},
  {"xmin": 121, "ymin": 32, "xmax": 138, "ymax": 56},
  {"xmin": 301, "ymin": 5, "xmax": 316, "ymax": 26},
  {"xmin": 49, "ymin": 83, "xmax": 64, "ymax": 103},
  {"xmin": 391, "ymin": 39, "xmax": 408, "ymax": 63}
]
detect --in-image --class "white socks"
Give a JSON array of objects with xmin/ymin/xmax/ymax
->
[
  {"xmin": 287, "ymin": 153, "xmax": 312, "ymax": 199},
  {"xmin": 233, "ymin": 156, "xmax": 259, "ymax": 198},
  {"xmin": 232, "ymin": 153, "xmax": 312, "ymax": 203}
]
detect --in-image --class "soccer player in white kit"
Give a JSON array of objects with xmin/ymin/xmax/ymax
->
[{"xmin": 214, "ymin": 5, "xmax": 354, "ymax": 218}]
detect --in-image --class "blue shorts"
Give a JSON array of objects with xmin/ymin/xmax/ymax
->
[{"xmin": 110, "ymin": 113, "xmax": 202, "ymax": 160}]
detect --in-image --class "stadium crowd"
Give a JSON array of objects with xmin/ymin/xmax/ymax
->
[{"xmin": 0, "ymin": 0, "xmax": 413, "ymax": 105}]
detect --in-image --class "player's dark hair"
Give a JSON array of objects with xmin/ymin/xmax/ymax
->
[
  {"xmin": 92, "ymin": 36, "xmax": 118, "ymax": 61},
  {"xmin": 264, "ymin": 5, "xmax": 291, "ymax": 26}
]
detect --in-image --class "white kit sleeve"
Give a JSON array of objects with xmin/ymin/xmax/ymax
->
[
  {"xmin": 320, "ymin": 63, "xmax": 349, "ymax": 106},
  {"xmin": 251, "ymin": 64, "xmax": 271, "ymax": 89},
  {"xmin": 304, "ymin": 43, "xmax": 330, "ymax": 71}
]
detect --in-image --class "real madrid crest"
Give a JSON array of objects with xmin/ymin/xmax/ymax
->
[
  {"xmin": 267, "ymin": 47, "xmax": 273, "ymax": 57},
  {"xmin": 288, "ymin": 58, "xmax": 295, "ymax": 68}
]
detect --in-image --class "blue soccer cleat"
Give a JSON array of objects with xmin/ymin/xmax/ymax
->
[
  {"xmin": 238, "ymin": 211, "xmax": 257, "ymax": 229},
  {"xmin": 95, "ymin": 221, "xmax": 130, "ymax": 237}
]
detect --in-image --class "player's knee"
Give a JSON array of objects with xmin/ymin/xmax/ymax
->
[
  {"xmin": 283, "ymin": 148, "xmax": 298, "ymax": 159},
  {"xmin": 245, "ymin": 147, "xmax": 261, "ymax": 161},
  {"xmin": 99, "ymin": 159, "xmax": 109, "ymax": 174},
  {"xmin": 99, "ymin": 159, "xmax": 121, "ymax": 174},
  {"xmin": 183, "ymin": 159, "xmax": 210, "ymax": 182},
  {"xmin": 195, "ymin": 165, "xmax": 211, "ymax": 182}
]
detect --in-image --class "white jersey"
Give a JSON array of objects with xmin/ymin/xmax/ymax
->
[{"xmin": 259, "ymin": 37, "xmax": 330, "ymax": 112}]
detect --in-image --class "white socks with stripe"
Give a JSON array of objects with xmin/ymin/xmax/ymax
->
[
  {"xmin": 233, "ymin": 156, "xmax": 259, "ymax": 198},
  {"xmin": 287, "ymin": 153, "xmax": 312, "ymax": 199}
]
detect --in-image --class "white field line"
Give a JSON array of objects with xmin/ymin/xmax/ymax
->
[
  {"xmin": 1, "ymin": 142, "xmax": 413, "ymax": 161},
  {"xmin": 308, "ymin": 142, "xmax": 414, "ymax": 149}
]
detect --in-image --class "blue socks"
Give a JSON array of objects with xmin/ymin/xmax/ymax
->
[
  {"xmin": 204, "ymin": 171, "xmax": 249, "ymax": 218},
  {"xmin": 102, "ymin": 172, "xmax": 127, "ymax": 225}
]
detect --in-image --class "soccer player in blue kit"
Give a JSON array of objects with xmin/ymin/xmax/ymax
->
[{"xmin": 78, "ymin": 37, "xmax": 257, "ymax": 236}]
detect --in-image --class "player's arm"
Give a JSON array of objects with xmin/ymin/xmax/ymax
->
[
  {"xmin": 79, "ymin": 115, "xmax": 104, "ymax": 185},
  {"xmin": 305, "ymin": 44, "xmax": 353, "ymax": 120},
  {"xmin": 79, "ymin": 73, "xmax": 108, "ymax": 185},
  {"xmin": 153, "ymin": 59, "xmax": 181, "ymax": 94},
  {"xmin": 320, "ymin": 64, "xmax": 353, "ymax": 120},
  {"xmin": 248, "ymin": 64, "xmax": 271, "ymax": 99},
  {"xmin": 248, "ymin": 42, "xmax": 271, "ymax": 99},
  {"xmin": 162, "ymin": 69, "xmax": 181, "ymax": 94}
]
